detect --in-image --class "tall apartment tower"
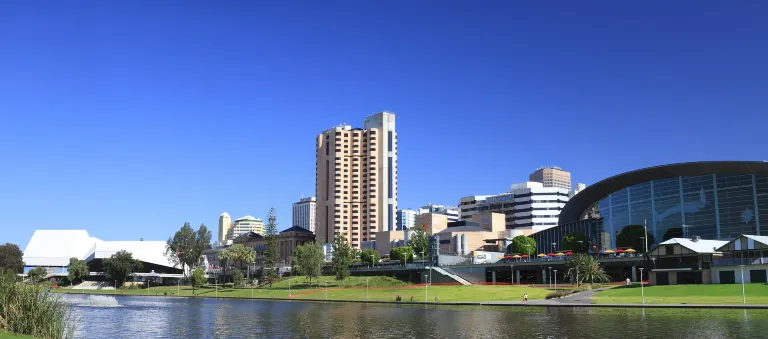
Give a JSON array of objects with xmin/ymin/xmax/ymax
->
[
  {"xmin": 292, "ymin": 197, "xmax": 317, "ymax": 232},
  {"xmin": 530, "ymin": 166, "xmax": 572, "ymax": 190},
  {"xmin": 316, "ymin": 111, "xmax": 398, "ymax": 249},
  {"xmin": 218, "ymin": 212, "xmax": 232, "ymax": 243}
]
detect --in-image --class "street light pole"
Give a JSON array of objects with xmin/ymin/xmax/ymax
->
[
  {"xmin": 740, "ymin": 265, "xmax": 746, "ymax": 304},
  {"xmin": 510, "ymin": 265, "xmax": 514, "ymax": 285},
  {"xmin": 553, "ymin": 270, "xmax": 558, "ymax": 292},
  {"xmin": 639, "ymin": 268, "xmax": 645, "ymax": 304},
  {"xmin": 682, "ymin": 224, "xmax": 694, "ymax": 239},
  {"xmin": 548, "ymin": 267, "xmax": 552, "ymax": 288},
  {"xmin": 366, "ymin": 278, "xmax": 369, "ymax": 302}
]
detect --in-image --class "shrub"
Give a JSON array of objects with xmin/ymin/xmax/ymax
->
[
  {"xmin": 545, "ymin": 290, "xmax": 573, "ymax": 299},
  {"xmin": 0, "ymin": 269, "xmax": 75, "ymax": 338}
]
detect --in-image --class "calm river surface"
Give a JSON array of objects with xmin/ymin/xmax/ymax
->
[{"xmin": 64, "ymin": 294, "xmax": 768, "ymax": 338}]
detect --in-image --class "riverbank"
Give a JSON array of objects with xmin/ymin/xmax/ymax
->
[
  {"xmin": 0, "ymin": 330, "xmax": 39, "ymax": 339},
  {"xmin": 591, "ymin": 284, "xmax": 768, "ymax": 305}
]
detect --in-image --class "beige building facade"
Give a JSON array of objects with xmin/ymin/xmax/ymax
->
[
  {"xmin": 218, "ymin": 212, "xmax": 232, "ymax": 243},
  {"xmin": 315, "ymin": 112, "xmax": 398, "ymax": 249},
  {"xmin": 530, "ymin": 166, "xmax": 571, "ymax": 190},
  {"xmin": 416, "ymin": 213, "xmax": 449, "ymax": 235}
]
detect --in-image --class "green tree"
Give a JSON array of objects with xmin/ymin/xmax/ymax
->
[
  {"xmin": 561, "ymin": 232, "xmax": 591, "ymax": 253},
  {"xmin": 390, "ymin": 246, "xmax": 414, "ymax": 264},
  {"xmin": 231, "ymin": 269, "xmax": 244, "ymax": 288},
  {"xmin": 509, "ymin": 235, "xmax": 536, "ymax": 255},
  {"xmin": 331, "ymin": 233, "xmax": 352, "ymax": 282},
  {"xmin": 408, "ymin": 226, "xmax": 429, "ymax": 259},
  {"xmin": 264, "ymin": 208, "xmax": 279, "ymax": 287},
  {"xmin": 103, "ymin": 250, "xmax": 143, "ymax": 286},
  {"xmin": 294, "ymin": 242, "xmax": 324, "ymax": 286},
  {"xmin": 228, "ymin": 244, "xmax": 256, "ymax": 271},
  {"xmin": 565, "ymin": 253, "xmax": 611, "ymax": 285},
  {"xmin": 0, "ymin": 243, "xmax": 25, "ymax": 273},
  {"xmin": 166, "ymin": 222, "xmax": 212, "ymax": 279},
  {"xmin": 217, "ymin": 249, "xmax": 231, "ymax": 283},
  {"xmin": 191, "ymin": 267, "xmax": 207, "ymax": 294},
  {"xmin": 26, "ymin": 266, "xmax": 47, "ymax": 284},
  {"xmin": 616, "ymin": 225, "xmax": 655, "ymax": 253},
  {"xmin": 67, "ymin": 257, "xmax": 90, "ymax": 285},
  {"xmin": 360, "ymin": 249, "xmax": 380, "ymax": 266}
]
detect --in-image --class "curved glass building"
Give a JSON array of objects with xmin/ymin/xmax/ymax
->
[{"xmin": 534, "ymin": 161, "xmax": 768, "ymax": 253}]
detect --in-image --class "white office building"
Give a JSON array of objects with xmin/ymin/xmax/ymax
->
[
  {"xmin": 419, "ymin": 204, "xmax": 460, "ymax": 222},
  {"xmin": 396, "ymin": 209, "xmax": 418, "ymax": 230},
  {"xmin": 459, "ymin": 182, "xmax": 572, "ymax": 231},
  {"xmin": 292, "ymin": 197, "xmax": 317, "ymax": 233},
  {"xmin": 230, "ymin": 216, "xmax": 265, "ymax": 238}
]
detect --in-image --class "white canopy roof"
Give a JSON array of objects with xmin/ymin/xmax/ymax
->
[{"xmin": 23, "ymin": 230, "xmax": 178, "ymax": 269}]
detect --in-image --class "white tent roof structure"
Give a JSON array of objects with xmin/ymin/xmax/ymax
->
[{"xmin": 23, "ymin": 230, "xmax": 178, "ymax": 269}]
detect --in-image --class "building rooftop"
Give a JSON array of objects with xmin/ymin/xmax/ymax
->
[
  {"xmin": 280, "ymin": 226, "xmax": 313, "ymax": 234},
  {"xmin": 436, "ymin": 225, "xmax": 490, "ymax": 234},
  {"xmin": 658, "ymin": 237, "xmax": 729, "ymax": 254}
]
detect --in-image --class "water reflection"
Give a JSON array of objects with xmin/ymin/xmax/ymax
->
[{"xmin": 63, "ymin": 294, "xmax": 768, "ymax": 339}]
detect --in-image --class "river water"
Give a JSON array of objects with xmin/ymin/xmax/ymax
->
[{"xmin": 64, "ymin": 294, "xmax": 768, "ymax": 338}]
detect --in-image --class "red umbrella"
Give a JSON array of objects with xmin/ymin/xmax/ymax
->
[
  {"xmin": 616, "ymin": 249, "xmax": 625, "ymax": 253},
  {"xmin": 547, "ymin": 253, "xmax": 555, "ymax": 257},
  {"xmin": 504, "ymin": 255, "xmax": 512, "ymax": 259},
  {"xmin": 521, "ymin": 254, "xmax": 529, "ymax": 258},
  {"xmin": 565, "ymin": 252, "xmax": 573, "ymax": 255}
]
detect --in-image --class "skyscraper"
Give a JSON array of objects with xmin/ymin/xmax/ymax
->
[
  {"xmin": 218, "ymin": 212, "xmax": 232, "ymax": 243},
  {"xmin": 530, "ymin": 166, "xmax": 572, "ymax": 190},
  {"xmin": 292, "ymin": 197, "xmax": 317, "ymax": 232},
  {"xmin": 315, "ymin": 111, "xmax": 398, "ymax": 249}
]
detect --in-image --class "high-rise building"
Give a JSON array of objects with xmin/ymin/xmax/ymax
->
[
  {"xmin": 418, "ymin": 204, "xmax": 460, "ymax": 222},
  {"xmin": 292, "ymin": 197, "xmax": 317, "ymax": 232},
  {"xmin": 530, "ymin": 166, "xmax": 572, "ymax": 190},
  {"xmin": 315, "ymin": 111, "xmax": 398, "ymax": 249},
  {"xmin": 459, "ymin": 182, "xmax": 571, "ymax": 231},
  {"xmin": 230, "ymin": 216, "xmax": 265, "ymax": 238},
  {"xmin": 396, "ymin": 209, "xmax": 418, "ymax": 230},
  {"xmin": 218, "ymin": 212, "xmax": 232, "ymax": 243}
]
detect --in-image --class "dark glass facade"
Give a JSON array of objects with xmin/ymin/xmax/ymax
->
[
  {"xmin": 579, "ymin": 174, "xmax": 768, "ymax": 248},
  {"xmin": 530, "ymin": 218, "xmax": 604, "ymax": 254}
]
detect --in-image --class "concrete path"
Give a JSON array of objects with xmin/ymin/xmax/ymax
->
[{"xmin": 554, "ymin": 287, "xmax": 611, "ymax": 304}]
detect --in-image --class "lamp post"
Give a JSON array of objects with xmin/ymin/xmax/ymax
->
[
  {"xmin": 740, "ymin": 265, "xmax": 746, "ymax": 304},
  {"xmin": 551, "ymin": 242, "xmax": 556, "ymax": 254},
  {"xmin": 553, "ymin": 269, "xmax": 558, "ymax": 292},
  {"xmin": 510, "ymin": 264, "xmax": 514, "ymax": 285},
  {"xmin": 548, "ymin": 267, "xmax": 552, "ymax": 288},
  {"xmin": 425, "ymin": 263, "xmax": 431, "ymax": 302},
  {"xmin": 639, "ymin": 267, "xmax": 645, "ymax": 304},
  {"xmin": 115, "ymin": 280, "xmax": 117, "ymax": 295},
  {"xmin": 366, "ymin": 278, "xmax": 369, "ymax": 302},
  {"xmin": 682, "ymin": 224, "xmax": 694, "ymax": 239}
]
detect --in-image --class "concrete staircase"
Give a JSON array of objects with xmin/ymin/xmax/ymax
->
[{"xmin": 433, "ymin": 267, "xmax": 472, "ymax": 285}]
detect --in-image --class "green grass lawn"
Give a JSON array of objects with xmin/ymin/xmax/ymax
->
[
  {"xmin": 593, "ymin": 283, "xmax": 768, "ymax": 304},
  {"xmin": 54, "ymin": 275, "xmax": 552, "ymax": 303},
  {"xmin": 0, "ymin": 330, "xmax": 39, "ymax": 339}
]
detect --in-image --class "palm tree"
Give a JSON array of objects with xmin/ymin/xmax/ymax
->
[
  {"xmin": 566, "ymin": 254, "xmax": 610, "ymax": 285},
  {"xmin": 218, "ymin": 249, "xmax": 231, "ymax": 283}
]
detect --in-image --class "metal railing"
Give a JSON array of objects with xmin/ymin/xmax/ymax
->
[{"xmin": 712, "ymin": 257, "xmax": 768, "ymax": 266}]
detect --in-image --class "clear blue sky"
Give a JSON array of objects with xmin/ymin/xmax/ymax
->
[{"xmin": 2, "ymin": 1, "xmax": 767, "ymax": 247}]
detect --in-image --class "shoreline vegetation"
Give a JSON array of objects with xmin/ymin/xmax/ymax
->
[{"xmin": 0, "ymin": 270, "xmax": 75, "ymax": 339}]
